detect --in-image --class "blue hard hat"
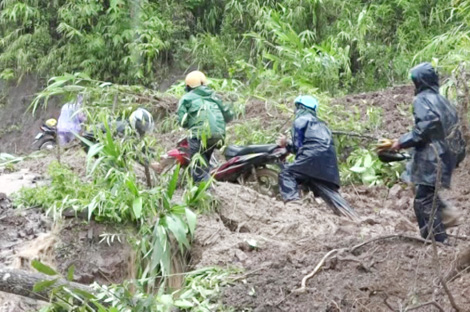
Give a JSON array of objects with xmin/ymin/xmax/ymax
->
[{"xmin": 294, "ymin": 95, "xmax": 319, "ymax": 111}]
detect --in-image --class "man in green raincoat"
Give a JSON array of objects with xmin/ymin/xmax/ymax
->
[{"xmin": 177, "ymin": 70, "xmax": 234, "ymax": 182}]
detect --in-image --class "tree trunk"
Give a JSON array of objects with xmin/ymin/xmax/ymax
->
[
  {"xmin": 456, "ymin": 63, "xmax": 470, "ymax": 147},
  {"xmin": 0, "ymin": 266, "xmax": 93, "ymax": 302}
]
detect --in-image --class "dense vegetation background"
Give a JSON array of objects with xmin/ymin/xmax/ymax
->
[
  {"xmin": 2, "ymin": 1, "xmax": 470, "ymax": 311},
  {"xmin": 2, "ymin": 0, "xmax": 470, "ymax": 94}
]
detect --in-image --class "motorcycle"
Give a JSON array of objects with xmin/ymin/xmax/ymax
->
[
  {"xmin": 32, "ymin": 124, "xmax": 57, "ymax": 150},
  {"xmin": 154, "ymin": 138, "xmax": 288, "ymax": 196},
  {"xmin": 156, "ymin": 139, "xmax": 359, "ymax": 219}
]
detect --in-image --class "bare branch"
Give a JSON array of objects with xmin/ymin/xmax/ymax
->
[
  {"xmin": 429, "ymin": 144, "xmax": 461, "ymax": 311},
  {"xmin": 405, "ymin": 300, "xmax": 445, "ymax": 312}
]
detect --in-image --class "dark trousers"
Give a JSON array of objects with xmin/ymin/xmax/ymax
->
[
  {"xmin": 278, "ymin": 166, "xmax": 337, "ymax": 200},
  {"xmin": 279, "ymin": 164, "xmax": 346, "ymax": 206},
  {"xmin": 414, "ymin": 184, "xmax": 447, "ymax": 242},
  {"xmin": 188, "ymin": 137, "xmax": 222, "ymax": 182}
]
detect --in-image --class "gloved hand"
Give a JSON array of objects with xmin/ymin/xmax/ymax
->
[
  {"xmin": 390, "ymin": 139, "xmax": 401, "ymax": 151},
  {"xmin": 376, "ymin": 138, "xmax": 400, "ymax": 152}
]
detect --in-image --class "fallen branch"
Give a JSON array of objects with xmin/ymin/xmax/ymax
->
[
  {"xmin": 447, "ymin": 234, "xmax": 470, "ymax": 241},
  {"xmin": 0, "ymin": 266, "xmax": 93, "ymax": 302},
  {"xmin": 383, "ymin": 296, "xmax": 397, "ymax": 312},
  {"xmin": 230, "ymin": 266, "xmax": 267, "ymax": 283},
  {"xmin": 293, "ymin": 249, "xmax": 339, "ymax": 293},
  {"xmin": 350, "ymin": 234, "xmax": 428, "ymax": 254},
  {"xmin": 331, "ymin": 130, "xmax": 377, "ymax": 140},
  {"xmin": 292, "ymin": 233, "xmax": 428, "ymax": 293},
  {"xmin": 406, "ymin": 300, "xmax": 445, "ymax": 312}
]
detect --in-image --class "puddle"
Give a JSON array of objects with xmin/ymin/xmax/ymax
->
[{"xmin": 0, "ymin": 169, "xmax": 42, "ymax": 196}]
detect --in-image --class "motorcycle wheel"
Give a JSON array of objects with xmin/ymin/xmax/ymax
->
[
  {"xmin": 244, "ymin": 168, "xmax": 279, "ymax": 197},
  {"xmin": 38, "ymin": 139, "xmax": 56, "ymax": 150}
]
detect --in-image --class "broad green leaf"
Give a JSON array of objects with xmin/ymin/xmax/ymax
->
[
  {"xmin": 362, "ymin": 170, "xmax": 377, "ymax": 183},
  {"xmin": 73, "ymin": 288, "xmax": 97, "ymax": 300},
  {"xmin": 33, "ymin": 278, "xmax": 58, "ymax": 292},
  {"xmin": 350, "ymin": 165, "xmax": 366, "ymax": 173},
  {"xmin": 87, "ymin": 143, "xmax": 104, "ymax": 161},
  {"xmin": 31, "ymin": 260, "xmax": 58, "ymax": 276},
  {"xmin": 87, "ymin": 156, "xmax": 104, "ymax": 176},
  {"xmin": 126, "ymin": 177, "xmax": 139, "ymax": 196},
  {"xmin": 171, "ymin": 204, "xmax": 185, "ymax": 215},
  {"xmin": 185, "ymin": 208, "xmax": 197, "ymax": 235},
  {"xmin": 175, "ymin": 299, "xmax": 194, "ymax": 308},
  {"xmin": 159, "ymin": 294, "xmax": 174, "ymax": 306},
  {"xmin": 66, "ymin": 265, "xmax": 75, "ymax": 281},
  {"xmin": 166, "ymin": 215, "xmax": 190, "ymax": 249},
  {"xmin": 150, "ymin": 225, "xmax": 166, "ymax": 272},
  {"xmin": 363, "ymin": 154, "xmax": 373, "ymax": 168},
  {"xmin": 167, "ymin": 164, "xmax": 180, "ymax": 199},
  {"xmin": 133, "ymin": 196, "xmax": 143, "ymax": 219}
]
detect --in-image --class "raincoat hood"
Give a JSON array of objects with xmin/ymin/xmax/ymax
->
[
  {"xmin": 177, "ymin": 85, "xmax": 233, "ymax": 139},
  {"xmin": 190, "ymin": 85, "xmax": 214, "ymax": 97},
  {"xmin": 295, "ymin": 106, "xmax": 317, "ymax": 118},
  {"xmin": 411, "ymin": 62, "xmax": 440, "ymax": 94}
]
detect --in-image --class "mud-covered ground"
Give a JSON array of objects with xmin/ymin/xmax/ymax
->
[
  {"xmin": 191, "ymin": 85, "xmax": 470, "ymax": 311},
  {"xmin": 1, "ymin": 85, "xmax": 469, "ymax": 311},
  {"xmin": 204, "ymin": 165, "xmax": 470, "ymax": 311},
  {"xmin": 0, "ymin": 153, "xmax": 135, "ymax": 311},
  {"xmin": 193, "ymin": 85, "xmax": 470, "ymax": 311}
]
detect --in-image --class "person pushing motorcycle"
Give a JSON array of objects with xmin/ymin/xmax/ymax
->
[
  {"xmin": 177, "ymin": 70, "xmax": 234, "ymax": 182},
  {"xmin": 277, "ymin": 96, "xmax": 357, "ymax": 219}
]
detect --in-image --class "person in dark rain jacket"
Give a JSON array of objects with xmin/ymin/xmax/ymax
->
[
  {"xmin": 277, "ymin": 95, "xmax": 356, "ymax": 218},
  {"xmin": 391, "ymin": 62, "xmax": 465, "ymax": 242}
]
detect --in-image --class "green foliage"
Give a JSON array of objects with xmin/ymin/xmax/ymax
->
[
  {"xmin": 227, "ymin": 118, "xmax": 278, "ymax": 146},
  {"xmin": 0, "ymin": 0, "xmax": 186, "ymax": 85},
  {"xmin": 2, "ymin": 0, "xmax": 469, "ymax": 92},
  {"xmin": 29, "ymin": 72, "xmax": 162, "ymax": 114},
  {"xmin": 341, "ymin": 148, "xmax": 404, "ymax": 187},
  {"xmin": 32, "ymin": 259, "xmax": 59, "ymax": 276},
  {"xmin": 36, "ymin": 265, "xmax": 238, "ymax": 312}
]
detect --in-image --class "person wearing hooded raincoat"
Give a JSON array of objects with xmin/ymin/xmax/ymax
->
[
  {"xmin": 177, "ymin": 71, "xmax": 234, "ymax": 182},
  {"xmin": 392, "ymin": 62, "xmax": 465, "ymax": 242},
  {"xmin": 57, "ymin": 95, "xmax": 86, "ymax": 145},
  {"xmin": 278, "ymin": 95, "xmax": 354, "ymax": 217}
]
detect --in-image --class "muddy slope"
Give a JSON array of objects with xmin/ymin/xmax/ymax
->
[
  {"xmin": 0, "ymin": 77, "xmax": 61, "ymax": 154},
  {"xmin": 190, "ymin": 85, "xmax": 470, "ymax": 311},
  {"xmin": 0, "ymin": 153, "xmax": 135, "ymax": 311},
  {"xmin": 192, "ymin": 160, "xmax": 470, "ymax": 311},
  {"xmin": 0, "ymin": 84, "xmax": 468, "ymax": 311},
  {"xmin": 208, "ymin": 176, "xmax": 470, "ymax": 311}
]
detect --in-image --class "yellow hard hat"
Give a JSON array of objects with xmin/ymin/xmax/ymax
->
[
  {"xmin": 185, "ymin": 70, "xmax": 207, "ymax": 89},
  {"xmin": 45, "ymin": 118, "xmax": 57, "ymax": 127}
]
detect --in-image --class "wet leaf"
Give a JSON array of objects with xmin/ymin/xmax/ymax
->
[
  {"xmin": 175, "ymin": 299, "xmax": 194, "ymax": 308},
  {"xmin": 166, "ymin": 215, "xmax": 190, "ymax": 249},
  {"xmin": 66, "ymin": 265, "xmax": 75, "ymax": 281},
  {"xmin": 185, "ymin": 208, "xmax": 197, "ymax": 235},
  {"xmin": 33, "ymin": 278, "xmax": 58, "ymax": 292},
  {"xmin": 31, "ymin": 260, "xmax": 58, "ymax": 276},
  {"xmin": 133, "ymin": 196, "xmax": 142, "ymax": 219}
]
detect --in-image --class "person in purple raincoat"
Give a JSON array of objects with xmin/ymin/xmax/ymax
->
[{"xmin": 57, "ymin": 94, "xmax": 86, "ymax": 145}]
